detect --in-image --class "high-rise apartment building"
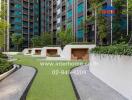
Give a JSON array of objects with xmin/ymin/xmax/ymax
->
[
  {"xmin": 40, "ymin": 0, "xmax": 51, "ymax": 33},
  {"xmin": 2, "ymin": 0, "xmax": 131, "ymax": 51},
  {"xmin": 66, "ymin": 0, "xmax": 87, "ymax": 42},
  {"xmin": 86, "ymin": 0, "xmax": 129, "ymax": 44},
  {"xmin": 57, "ymin": 0, "xmax": 66, "ymax": 30},
  {"xmin": 50, "ymin": 0, "xmax": 57, "ymax": 44},
  {"xmin": 9, "ymin": 0, "xmax": 39, "ymax": 50}
]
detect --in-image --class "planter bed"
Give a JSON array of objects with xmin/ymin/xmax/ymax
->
[
  {"xmin": 0, "ymin": 64, "xmax": 18, "ymax": 81},
  {"xmin": 89, "ymin": 53, "xmax": 132, "ymax": 100}
]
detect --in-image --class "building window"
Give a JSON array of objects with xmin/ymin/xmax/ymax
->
[
  {"xmin": 15, "ymin": 25, "xmax": 22, "ymax": 30},
  {"xmin": 14, "ymin": 18, "xmax": 21, "ymax": 22},
  {"xmin": 77, "ymin": 29, "xmax": 84, "ymax": 42},
  {"xmin": 15, "ymin": 11, "xmax": 22, "ymax": 16},
  {"xmin": 15, "ymin": 4, "xmax": 22, "ymax": 9},
  {"xmin": 77, "ymin": 16, "xmax": 83, "ymax": 25},
  {"xmin": 67, "ymin": 0, "xmax": 72, "ymax": 6},
  {"xmin": 67, "ymin": 10, "xmax": 72, "ymax": 18},
  {"xmin": 78, "ymin": 3, "xmax": 83, "ymax": 13}
]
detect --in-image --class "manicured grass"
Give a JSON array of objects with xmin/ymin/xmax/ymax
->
[{"xmin": 14, "ymin": 55, "xmax": 87, "ymax": 100}]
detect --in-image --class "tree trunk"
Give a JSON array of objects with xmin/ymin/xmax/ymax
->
[
  {"xmin": 128, "ymin": 34, "xmax": 132, "ymax": 45},
  {"xmin": 95, "ymin": 8, "xmax": 97, "ymax": 45},
  {"xmin": 17, "ymin": 45, "xmax": 19, "ymax": 52}
]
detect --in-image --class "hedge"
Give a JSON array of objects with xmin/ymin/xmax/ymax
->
[{"xmin": 91, "ymin": 44, "xmax": 132, "ymax": 56}]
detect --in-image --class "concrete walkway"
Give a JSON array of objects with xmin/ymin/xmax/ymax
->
[
  {"xmin": 70, "ymin": 65, "xmax": 128, "ymax": 100},
  {"xmin": 0, "ymin": 66, "xmax": 36, "ymax": 100}
]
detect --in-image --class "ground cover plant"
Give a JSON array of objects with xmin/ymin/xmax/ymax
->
[
  {"xmin": 91, "ymin": 44, "xmax": 132, "ymax": 56},
  {"xmin": 13, "ymin": 55, "xmax": 87, "ymax": 100}
]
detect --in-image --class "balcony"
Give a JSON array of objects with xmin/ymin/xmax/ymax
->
[
  {"xmin": 23, "ymin": 0, "xmax": 28, "ymax": 2},
  {"xmin": 23, "ymin": 18, "xmax": 28, "ymax": 22},
  {"xmin": 78, "ymin": 12, "xmax": 83, "ymax": 17},
  {"xmin": 23, "ymin": 26, "xmax": 28, "ymax": 29},
  {"xmin": 23, "ymin": 5, "xmax": 28, "ymax": 9},
  {"xmin": 23, "ymin": 11, "xmax": 28, "ymax": 15},
  {"xmin": 62, "ymin": 1, "xmax": 65, "ymax": 7}
]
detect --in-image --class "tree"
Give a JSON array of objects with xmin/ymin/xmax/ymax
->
[
  {"xmin": 31, "ymin": 33, "xmax": 52, "ymax": 47},
  {"xmin": 97, "ymin": 16, "xmax": 107, "ymax": 45},
  {"xmin": 41, "ymin": 33, "xmax": 52, "ymax": 46},
  {"xmin": 127, "ymin": 0, "xmax": 132, "ymax": 44},
  {"xmin": 57, "ymin": 28, "xmax": 73, "ymax": 46},
  {"xmin": 113, "ymin": 0, "xmax": 132, "ymax": 44},
  {"xmin": 11, "ymin": 34, "xmax": 25, "ymax": 51},
  {"xmin": 81, "ymin": 16, "xmax": 94, "ymax": 42},
  {"xmin": 82, "ymin": 0, "xmax": 107, "ymax": 45},
  {"xmin": 112, "ymin": 0, "xmax": 126, "ymax": 42},
  {"xmin": 31, "ymin": 35, "xmax": 41, "ymax": 47},
  {"xmin": 0, "ymin": 1, "xmax": 9, "ymax": 50},
  {"xmin": 129, "ymin": 31, "xmax": 132, "ymax": 45}
]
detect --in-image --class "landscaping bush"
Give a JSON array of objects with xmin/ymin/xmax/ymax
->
[
  {"xmin": 91, "ymin": 44, "xmax": 132, "ymax": 56},
  {"xmin": 0, "ymin": 59, "xmax": 13, "ymax": 74},
  {"xmin": 0, "ymin": 52, "xmax": 8, "ymax": 59},
  {"xmin": 0, "ymin": 52, "xmax": 13, "ymax": 74}
]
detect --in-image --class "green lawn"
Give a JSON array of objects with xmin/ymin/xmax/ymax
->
[{"xmin": 14, "ymin": 55, "xmax": 87, "ymax": 100}]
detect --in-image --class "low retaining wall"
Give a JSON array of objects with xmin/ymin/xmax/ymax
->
[
  {"xmin": 2, "ymin": 52, "xmax": 20, "ymax": 55},
  {"xmin": 0, "ymin": 65, "xmax": 18, "ymax": 81},
  {"xmin": 89, "ymin": 54, "xmax": 132, "ymax": 100}
]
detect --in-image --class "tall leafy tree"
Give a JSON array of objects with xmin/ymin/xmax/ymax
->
[
  {"xmin": 0, "ymin": 1, "xmax": 9, "ymax": 50},
  {"xmin": 11, "ymin": 34, "xmax": 25, "ymax": 51},
  {"xmin": 57, "ymin": 28, "xmax": 73, "ymax": 46},
  {"xmin": 127, "ymin": 0, "xmax": 132, "ymax": 44},
  {"xmin": 97, "ymin": 16, "xmax": 107, "ymax": 45},
  {"xmin": 41, "ymin": 33, "xmax": 52, "ymax": 46},
  {"xmin": 31, "ymin": 33, "xmax": 52, "ymax": 47},
  {"xmin": 81, "ymin": 16, "xmax": 94, "ymax": 42},
  {"xmin": 83, "ymin": 0, "xmax": 107, "ymax": 45},
  {"xmin": 31, "ymin": 35, "xmax": 41, "ymax": 47},
  {"xmin": 112, "ymin": 0, "xmax": 127, "ymax": 43}
]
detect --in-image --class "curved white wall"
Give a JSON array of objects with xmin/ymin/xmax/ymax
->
[
  {"xmin": 89, "ymin": 54, "xmax": 132, "ymax": 100},
  {"xmin": 22, "ymin": 48, "xmax": 32, "ymax": 55}
]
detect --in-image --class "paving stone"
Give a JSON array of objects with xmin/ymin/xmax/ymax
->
[
  {"xmin": 70, "ymin": 65, "xmax": 128, "ymax": 100},
  {"xmin": 0, "ymin": 66, "xmax": 36, "ymax": 100}
]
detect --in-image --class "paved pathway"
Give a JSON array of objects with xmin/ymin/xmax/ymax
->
[
  {"xmin": 70, "ymin": 65, "xmax": 128, "ymax": 100},
  {"xmin": 0, "ymin": 66, "xmax": 36, "ymax": 100}
]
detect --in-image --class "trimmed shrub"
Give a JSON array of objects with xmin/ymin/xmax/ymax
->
[
  {"xmin": 0, "ymin": 59, "xmax": 13, "ymax": 74},
  {"xmin": 91, "ymin": 44, "xmax": 132, "ymax": 56}
]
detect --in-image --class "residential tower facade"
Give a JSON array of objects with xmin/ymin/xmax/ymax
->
[{"xmin": 9, "ymin": 0, "xmax": 39, "ymax": 50}]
